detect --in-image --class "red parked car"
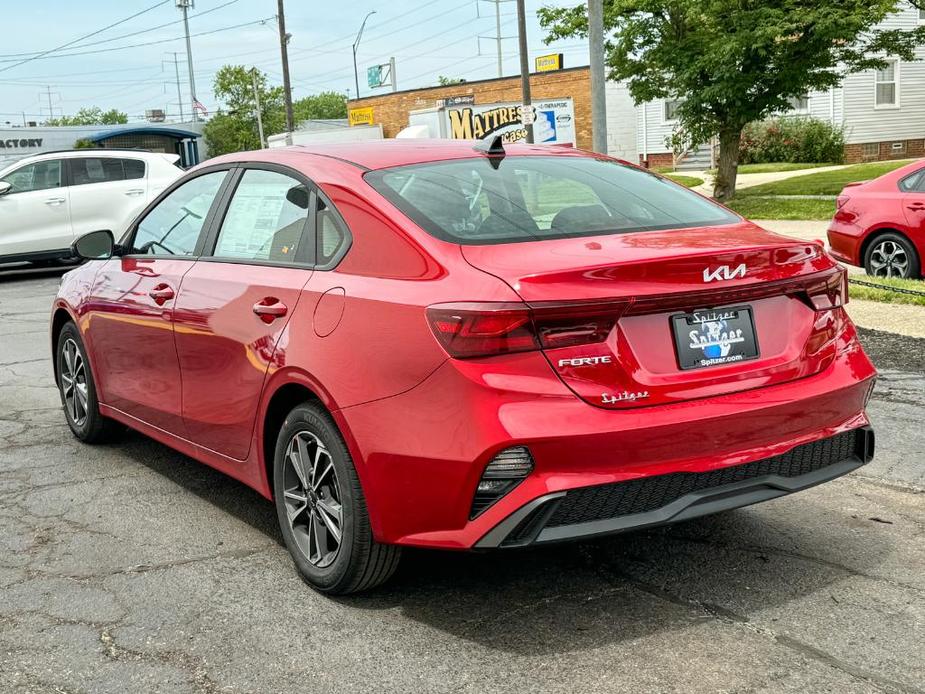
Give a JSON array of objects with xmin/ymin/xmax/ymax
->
[
  {"xmin": 828, "ymin": 158, "xmax": 925, "ymax": 279},
  {"xmin": 52, "ymin": 139, "xmax": 876, "ymax": 594}
]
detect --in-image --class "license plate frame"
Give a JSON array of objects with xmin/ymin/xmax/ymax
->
[{"xmin": 670, "ymin": 305, "xmax": 760, "ymax": 370}]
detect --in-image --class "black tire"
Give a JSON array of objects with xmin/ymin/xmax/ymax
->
[
  {"xmin": 56, "ymin": 322, "xmax": 121, "ymax": 443},
  {"xmin": 273, "ymin": 402, "xmax": 400, "ymax": 594},
  {"xmin": 863, "ymin": 232, "xmax": 921, "ymax": 279}
]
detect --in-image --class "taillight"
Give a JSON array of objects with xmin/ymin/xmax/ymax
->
[
  {"xmin": 531, "ymin": 300, "xmax": 627, "ymax": 349},
  {"xmin": 426, "ymin": 300, "xmax": 627, "ymax": 358},
  {"xmin": 805, "ymin": 268, "xmax": 848, "ymax": 310},
  {"xmin": 426, "ymin": 303, "xmax": 538, "ymax": 358}
]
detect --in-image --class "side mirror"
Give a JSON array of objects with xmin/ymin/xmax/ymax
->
[
  {"xmin": 0, "ymin": 181, "xmax": 11, "ymax": 196},
  {"xmin": 73, "ymin": 229, "xmax": 115, "ymax": 260}
]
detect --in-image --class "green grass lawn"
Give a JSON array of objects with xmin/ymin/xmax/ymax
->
[
  {"xmin": 737, "ymin": 160, "xmax": 917, "ymax": 197},
  {"xmin": 664, "ymin": 174, "xmax": 704, "ymax": 188},
  {"xmin": 724, "ymin": 196, "xmax": 836, "ymax": 220},
  {"xmin": 708, "ymin": 162, "xmax": 838, "ymax": 175},
  {"xmin": 849, "ymin": 276, "xmax": 925, "ymax": 307}
]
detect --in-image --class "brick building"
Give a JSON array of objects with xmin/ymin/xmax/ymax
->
[{"xmin": 348, "ymin": 67, "xmax": 593, "ymax": 149}]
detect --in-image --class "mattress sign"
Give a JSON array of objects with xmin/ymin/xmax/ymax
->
[{"xmin": 446, "ymin": 99, "xmax": 576, "ymax": 145}]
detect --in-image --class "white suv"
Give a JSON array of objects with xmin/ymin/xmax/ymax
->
[{"xmin": 0, "ymin": 149, "xmax": 184, "ymax": 266}]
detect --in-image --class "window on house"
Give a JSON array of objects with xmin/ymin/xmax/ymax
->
[
  {"xmin": 919, "ymin": 8, "xmax": 925, "ymax": 21},
  {"xmin": 875, "ymin": 60, "xmax": 898, "ymax": 107},
  {"xmin": 787, "ymin": 95, "xmax": 809, "ymax": 113},
  {"xmin": 663, "ymin": 100, "xmax": 683, "ymax": 121},
  {"xmin": 862, "ymin": 143, "xmax": 880, "ymax": 160}
]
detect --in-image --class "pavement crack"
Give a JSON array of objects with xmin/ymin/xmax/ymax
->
[{"xmin": 773, "ymin": 633, "xmax": 925, "ymax": 694}]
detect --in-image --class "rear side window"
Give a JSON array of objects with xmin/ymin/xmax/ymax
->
[
  {"xmin": 213, "ymin": 169, "xmax": 310, "ymax": 264},
  {"xmin": 130, "ymin": 171, "xmax": 226, "ymax": 256},
  {"xmin": 316, "ymin": 198, "xmax": 349, "ymax": 266},
  {"xmin": 365, "ymin": 156, "xmax": 739, "ymax": 244},
  {"xmin": 899, "ymin": 169, "xmax": 925, "ymax": 192},
  {"xmin": 122, "ymin": 159, "xmax": 146, "ymax": 180},
  {"xmin": 70, "ymin": 157, "xmax": 125, "ymax": 185}
]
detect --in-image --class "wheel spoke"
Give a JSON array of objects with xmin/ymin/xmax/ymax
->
[
  {"xmin": 310, "ymin": 444, "xmax": 329, "ymax": 487},
  {"xmin": 289, "ymin": 437, "xmax": 310, "ymax": 489},
  {"xmin": 316, "ymin": 498, "xmax": 342, "ymax": 543},
  {"xmin": 312, "ymin": 459, "xmax": 334, "ymax": 491},
  {"xmin": 309, "ymin": 513, "xmax": 323, "ymax": 564}
]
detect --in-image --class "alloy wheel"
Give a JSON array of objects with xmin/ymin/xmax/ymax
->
[
  {"xmin": 60, "ymin": 338, "xmax": 89, "ymax": 427},
  {"xmin": 869, "ymin": 240, "xmax": 909, "ymax": 278},
  {"xmin": 282, "ymin": 430, "xmax": 343, "ymax": 568}
]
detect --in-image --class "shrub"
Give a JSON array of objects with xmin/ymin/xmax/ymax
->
[{"xmin": 739, "ymin": 117, "xmax": 845, "ymax": 164}]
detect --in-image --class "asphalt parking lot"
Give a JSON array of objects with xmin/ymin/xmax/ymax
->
[{"xmin": 1, "ymin": 267, "xmax": 923, "ymax": 694}]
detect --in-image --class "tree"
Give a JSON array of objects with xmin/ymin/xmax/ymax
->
[
  {"xmin": 203, "ymin": 65, "xmax": 285, "ymax": 156},
  {"xmin": 45, "ymin": 107, "xmax": 127, "ymax": 126},
  {"xmin": 292, "ymin": 91, "xmax": 348, "ymax": 122},
  {"xmin": 539, "ymin": 1, "xmax": 925, "ymax": 200},
  {"xmin": 437, "ymin": 75, "xmax": 467, "ymax": 86}
]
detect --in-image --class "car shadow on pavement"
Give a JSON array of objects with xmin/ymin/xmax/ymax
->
[{"xmin": 112, "ymin": 428, "xmax": 894, "ymax": 656}]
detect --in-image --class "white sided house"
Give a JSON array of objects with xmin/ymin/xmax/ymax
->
[{"xmin": 632, "ymin": 2, "xmax": 925, "ymax": 170}]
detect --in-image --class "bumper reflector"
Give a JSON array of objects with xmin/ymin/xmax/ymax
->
[{"xmin": 470, "ymin": 446, "xmax": 534, "ymax": 518}]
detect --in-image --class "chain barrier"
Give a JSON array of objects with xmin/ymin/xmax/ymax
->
[{"xmin": 848, "ymin": 277, "xmax": 925, "ymax": 298}]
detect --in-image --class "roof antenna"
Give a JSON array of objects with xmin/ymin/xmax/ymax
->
[{"xmin": 473, "ymin": 134, "xmax": 505, "ymax": 168}]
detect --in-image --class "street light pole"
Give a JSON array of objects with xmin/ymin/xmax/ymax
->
[
  {"xmin": 352, "ymin": 11, "xmax": 376, "ymax": 99},
  {"xmin": 515, "ymin": 0, "xmax": 533, "ymax": 143},
  {"xmin": 588, "ymin": 0, "xmax": 608, "ymax": 154}
]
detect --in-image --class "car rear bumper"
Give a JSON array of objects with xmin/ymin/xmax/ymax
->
[
  {"xmin": 336, "ymin": 319, "xmax": 877, "ymax": 549},
  {"xmin": 476, "ymin": 426, "xmax": 874, "ymax": 547}
]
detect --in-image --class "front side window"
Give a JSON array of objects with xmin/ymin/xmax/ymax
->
[
  {"xmin": 1, "ymin": 160, "xmax": 62, "ymax": 193},
  {"xmin": 366, "ymin": 156, "xmax": 739, "ymax": 245},
  {"xmin": 875, "ymin": 60, "xmax": 898, "ymax": 107},
  {"xmin": 130, "ymin": 171, "xmax": 226, "ymax": 256},
  {"xmin": 213, "ymin": 169, "xmax": 310, "ymax": 263},
  {"xmin": 70, "ymin": 157, "xmax": 125, "ymax": 185}
]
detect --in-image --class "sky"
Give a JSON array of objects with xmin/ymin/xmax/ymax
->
[{"xmin": 0, "ymin": 0, "xmax": 590, "ymax": 125}]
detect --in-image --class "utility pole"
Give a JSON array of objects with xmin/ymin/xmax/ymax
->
[
  {"xmin": 588, "ymin": 0, "xmax": 607, "ymax": 154},
  {"xmin": 389, "ymin": 57, "xmax": 397, "ymax": 93},
  {"xmin": 176, "ymin": 0, "xmax": 198, "ymax": 123},
  {"xmin": 163, "ymin": 53, "xmax": 185, "ymax": 121},
  {"xmin": 477, "ymin": 0, "xmax": 513, "ymax": 78},
  {"xmin": 277, "ymin": 0, "xmax": 294, "ymax": 134},
  {"xmin": 515, "ymin": 0, "xmax": 533, "ymax": 143},
  {"xmin": 251, "ymin": 68, "xmax": 265, "ymax": 148},
  {"xmin": 45, "ymin": 86, "xmax": 54, "ymax": 119}
]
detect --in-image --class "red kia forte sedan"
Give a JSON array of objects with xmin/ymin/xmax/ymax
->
[
  {"xmin": 828, "ymin": 158, "xmax": 925, "ymax": 278},
  {"xmin": 52, "ymin": 139, "xmax": 877, "ymax": 593}
]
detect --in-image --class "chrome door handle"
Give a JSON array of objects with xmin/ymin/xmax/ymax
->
[{"xmin": 44, "ymin": 197, "xmax": 65, "ymax": 205}]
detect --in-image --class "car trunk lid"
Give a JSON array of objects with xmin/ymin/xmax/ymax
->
[{"xmin": 460, "ymin": 221, "xmax": 848, "ymax": 409}]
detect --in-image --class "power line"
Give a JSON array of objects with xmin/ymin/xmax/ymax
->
[
  {"xmin": 0, "ymin": 0, "xmax": 244, "ymax": 59},
  {"xmin": 0, "ymin": 0, "xmax": 172, "ymax": 74},
  {"xmin": 0, "ymin": 17, "xmax": 278, "ymax": 63}
]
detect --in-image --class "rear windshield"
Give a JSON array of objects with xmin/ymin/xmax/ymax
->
[{"xmin": 364, "ymin": 155, "xmax": 739, "ymax": 244}]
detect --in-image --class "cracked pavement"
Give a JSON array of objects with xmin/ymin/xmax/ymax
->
[{"xmin": 1, "ymin": 266, "xmax": 923, "ymax": 694}]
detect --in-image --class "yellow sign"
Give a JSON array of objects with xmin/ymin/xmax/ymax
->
[
  {"xmin": 348, "ymin": 107, "xmax": 374, "ymax": 126},
  {"xmin": 535, "ymin": 53, "xmax": 563, "ymax": 72}
]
